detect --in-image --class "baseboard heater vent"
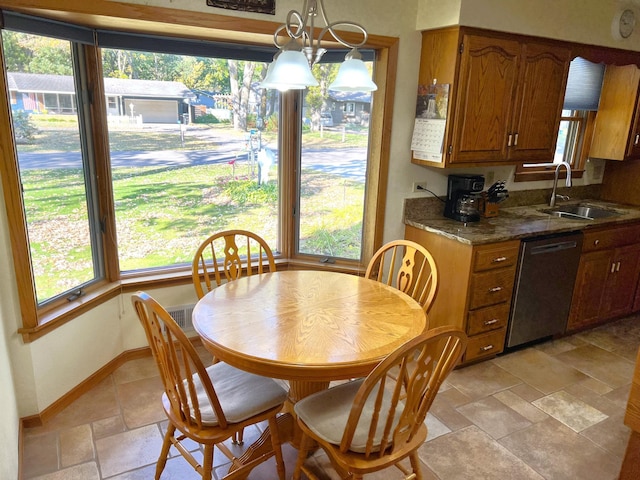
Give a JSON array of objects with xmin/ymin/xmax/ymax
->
[{"xmin": 165, "ymin": 304, "xmax": 196, "ymax": 332}]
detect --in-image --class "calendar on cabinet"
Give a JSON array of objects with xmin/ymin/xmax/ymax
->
[{"xmin": 411, "ymin": 83, "xmax": 449, "ymax": 162}]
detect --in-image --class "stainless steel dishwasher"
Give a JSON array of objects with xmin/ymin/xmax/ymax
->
[{"xmin": 506, "ymin": 231, "xmax": 583, "ymax": 349}]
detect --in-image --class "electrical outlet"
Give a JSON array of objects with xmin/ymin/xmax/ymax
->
[{"xmin": 413, "ymin": 181, "xmax": 427, "ymax": 192}]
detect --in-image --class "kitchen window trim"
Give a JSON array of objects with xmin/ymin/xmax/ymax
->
[
  {"xmin": 0, "ymin": 0, "xmax": 398, "ymax": 342},
  {"xmin": 513, "ymin": 110, "xmax": 595, "ymax": 182}
]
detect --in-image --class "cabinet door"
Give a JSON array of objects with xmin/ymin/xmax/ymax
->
[
  {"xmin": 590, "ymin": 64, "xmax": 640, "ymax": 161},
  {"xmin": 602, "ymin": 244, "xmax": 640, "ymax": 318},
  {"xmin": 567, "ymin": 249, "xmax": 613, "ymax": 332},
  {"xmin": 627, "ymin": 100, "xmax": 640, "ymax": 159},
  {"xmin": 508, "ymin": 43, "xmax": 570, "ymax": 162},
  {"xmin": 450, "ymin": 34, "xmax": 520, "ymax": 164}
]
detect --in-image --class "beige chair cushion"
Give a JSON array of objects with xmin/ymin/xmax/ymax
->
[
  {"xmin": 167, "ymin": 361, "xmax": 287, "ymax": 426},
  {"xmin": 294, "ymin": 379, "xmax": 403, "ymax": 453}
]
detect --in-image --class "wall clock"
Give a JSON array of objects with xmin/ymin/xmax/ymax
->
[{"xmin": 613, "ymin": 8, "xmax": 636, "ymax": 40}]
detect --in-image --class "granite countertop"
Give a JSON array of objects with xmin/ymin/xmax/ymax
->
[{"xmin": 404, "ymin": 198, "xmax": 640, "ymax": 245}]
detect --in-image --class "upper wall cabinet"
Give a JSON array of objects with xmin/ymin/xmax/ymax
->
[
  {"xmin": 414, "ymin": 28, "xmax": 571, "ymax": 168},
  {"xmin": 589, "ymin": 64, "xmax": 640, "ymax": 161}
]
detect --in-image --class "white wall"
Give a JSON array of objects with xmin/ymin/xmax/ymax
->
[
  {"xmin": 0, "ymin": 187, "xmax": 20, "ymax": 480},
  {"xmin": 2, "ymin": 2, "xmax": 640, "ymax": 477}
]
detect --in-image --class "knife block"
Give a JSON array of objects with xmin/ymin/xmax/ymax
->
[{"xmin": 479, "ymin": 193, "xmax": 500, "ymax": 218}]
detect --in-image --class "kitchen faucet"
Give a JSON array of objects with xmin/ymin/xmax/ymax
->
[{"xmin": 549, "ymin": 161, "xmax": 572, "ymax": 207}]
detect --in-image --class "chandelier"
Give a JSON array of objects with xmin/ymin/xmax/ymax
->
[{"xmin": 260, "ymin": 0, "xmax": 377, "ymax": 92}]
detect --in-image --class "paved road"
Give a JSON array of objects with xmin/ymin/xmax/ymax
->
[{"xmin": 16, "ymin": 146, "xmax": 367, "ymax": 180}]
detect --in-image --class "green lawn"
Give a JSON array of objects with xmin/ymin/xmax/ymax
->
[{"xmin": 18, "ymin": 120, "xmax": 366, "ymax": 300}]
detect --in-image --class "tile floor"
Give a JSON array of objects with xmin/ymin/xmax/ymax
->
[{"xmin": 21, "ymin": 314, "xmax": 640, "ymax": 480}]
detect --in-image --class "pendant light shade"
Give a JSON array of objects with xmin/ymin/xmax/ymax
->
[
  {"xmin": 329, "ymin": 56, "xmax": 378, "ymax": 92},
  {"xmin": 261, "ymin": 0, "xmax": 377, "ymax": 92},
  {"xmin": 262, "ymin": 50, "xmax": 318, "ymax": 91}
]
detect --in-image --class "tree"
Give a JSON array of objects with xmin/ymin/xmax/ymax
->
[
  {"xmin": 177, "ymin": 57, "xmax": 229, "ymax": 93},
  {"xmin": 306, "ymin": 63, "xmax": 339, "ymax": 129},
  {"xmin": 228, "ymin": 60, "xmax": 259, "ymax": 131},
  {"xmin": 1, "ymin": 31, "xmax": 32, "ymax": 72}
]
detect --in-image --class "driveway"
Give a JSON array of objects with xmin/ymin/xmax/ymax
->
[{"xmin": 16, "ymin": 146, "xmax": 368, "ymax": 180}]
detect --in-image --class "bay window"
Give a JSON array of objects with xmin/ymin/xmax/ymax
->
[{"xmin": 0, "ymin": 6, "xmax": 392, "ymax": 340}]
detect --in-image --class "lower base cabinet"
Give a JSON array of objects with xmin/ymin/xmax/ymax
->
[
  {"xmin": 567, "ymin": 223, "xmax": 640, "ymax": 332},
  {"xmin": 405, "ymin": 225, "xmax": 519, "ymax": 364}
]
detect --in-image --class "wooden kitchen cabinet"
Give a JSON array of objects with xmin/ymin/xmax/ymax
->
[
  {"xmin": 413, "ymin": 27, "xmax": 570, "ymax": 167},
  {"xmin": 589, "ymin": 64, "xmax": 640, "ymax": 161},
  {"xmin": 405, "ymin": 225, "xmax": 519, "ymax": 364},
  {"xmin": 567, "ymin": 223, "xmax": 640, "ymax": 332}
]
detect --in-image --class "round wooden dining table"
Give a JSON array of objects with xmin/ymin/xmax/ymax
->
[
  {"xmin": 192, "ymin": 269, "xmax": 427, "ymax": 474},
  {"xmin": 192, "ymin": 269, "xmax": 427, "ymax": 402}
]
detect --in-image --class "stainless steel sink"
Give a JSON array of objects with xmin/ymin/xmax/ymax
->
[{"xmin": 540, "ymin": 203, "xmax": 623, "ymax": 220}]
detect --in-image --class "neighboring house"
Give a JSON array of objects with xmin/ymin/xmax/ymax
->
[
  {"xmin": 191, "ymin": 89, "xmax": 233, "ymax": 121},
  {"xmin": 7, "ymin": 72, "xmax": 196, "ymax": 123},
  {"xmin": 326, "ymin": 91, "xmax": 372, "ymax": 126}
]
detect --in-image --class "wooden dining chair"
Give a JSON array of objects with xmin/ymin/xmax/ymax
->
[
  {"xmin": 365, "ymin": 239, "xmax": 438, "ymax": 314},
  {"xmin": 131, "ymin": 291, "xmax": 287, "ymax": 480},
  {"xmin": 191, "ymin": 229, "xmax": 276, "ymax": 300},
  {"xmin": 191, "ymin": 229, "xmax": 276, "ymax": 444},
  {"xmin": 292, "ymin": 326, "xmax": 467, "ymax": 480}
]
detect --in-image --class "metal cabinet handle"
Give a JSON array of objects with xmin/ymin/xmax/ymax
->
[
  {"xmin": 488, "ymin": 286, "xmax": 503, "ymax": 293},
  {"xmin": 616, "ymin": 261, "xmax": 621, "ymax": 272},
  {"xmin": 492, "ymin": 256, "xmax": 507, "ymax": 263},
  {"xmin": 481, "ymin": 344, "xmax": 494, "ymax": 352},
  {"xmin": 514, "ymin": 133, "xmax": 518, "ymax": 146},
  {"xmin": 635, "ymin": 133, "xmax": 639, "ymax": 145},
  {"xmin": 611, "ymin": 262, "xmax": 616, "ymax": 273},
  {"xmin": 484, "ymin": 319, "xmax": 499, "ymax": 326},
  {"xmin": 594, "ymin": 240, "xmax": 600, "ymax": 246},
  {"xmin": 507, "ymin": 133, "xmax": 513, "ymax": 147}
]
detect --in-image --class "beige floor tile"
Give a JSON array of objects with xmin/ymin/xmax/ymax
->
[
  {"xmin": 457, "ymin": 396, "xmax": 532, "ymax": 439},
  {"xmin": 92, "ymin": 415, "xmax": 126, "ymax": 440},
  {"xmin": 116, "ymin": 375, "xmax": 166, "ymax": 429},
  {"xmin": 425, "ymin": 412, "xmax": 452, "ymax": 441},
  {"xmin": 95, "ymin": 424, "xmax": 164, "ymax": 478},
  {"xmin": 446, "ymin": 361, "xmax": 522, "ymax": 400},
  {"xmin": 30, "ymin": 462, "xmax": 100, "ymax": 480},
  {"xmin": 106, "ymin": 456, "xmax": 203, "ymax": 480},
  {"xmin": 532, "ymin": 390, "xmax": 608, "ymax": 432},
  {"xmin": 509, "ymin": 383, "xmax": 545, "ymax": 402},
  {"xmin": 42, "ymin": 377, "xmax": 121, "ymax": 432},
  {"xmin": 534, "ymin": 337, "xmax": 580, "ymax": 355},
  {"xmin": 555, "ymin": 344, "xmax": 635, "ymax": 389},
  {"xmin": 580, "ymin": 413, "xmax": 632, "ymax": 458},
  {"xmin": 112, "ymin": 355, "xmax": 158, "ymax": 385},
  {"xmin": 419, "ymin": 425, "xmax": 544, "ymax": 479},
  {"xmin": 499, "ymin": 418, "xmax": 621, "ymax": 480},
  {"xmin": 22, "ymin": 431, "xmax": 59, "ymax": 478},
  {"xmin": 603, "ymin": 383, "xmax": 633, "ymax": 409},
  {"xmin": 429, "ymin": 388, "xmax": 474, "ymax": 432},
  {"xmin": 59, "ymin": 424, "xmax": 94, "ymax": 467},
  {"xmin": 493, "ymin": 390, "xmax": 549, "ymax": 423},
  {"xmin": 578, "ymin": 377, "xmax": 614, "ymax": 395},
  {"xmin": 493, "ymin": 347, "xmax": 588, "ymax": 394},
  {"xmin": 564, "ymin": 382, "xmax": 623, "ymax": 417}
]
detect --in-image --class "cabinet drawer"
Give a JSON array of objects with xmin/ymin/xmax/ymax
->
[
  {"xmin": 582, "ymin": 223, "xmax": 640, "ymax": 252},
  {"xmin": 469, "ymin": 268, "xmax": 516, "ymax": 309},
  {"xmin": 464, "ymin": 328, "xmax": 506, "ymax": 362},
  {"xmin": 473, "ymin": 241, "xmax": 520, "ymax": 272},
  {"xmin": 467, "ymin": 303, "xmax": 510, "ymax": 336}
]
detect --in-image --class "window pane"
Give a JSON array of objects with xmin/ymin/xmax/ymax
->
[
  {"xmin": 102, "ymin": 49, "xmax": 279, "ymax": 271},
  {"xmin": 297, "ymin": 63, "xmax": 370, "ymax": 260},
  {"xmin": 3, "ymin": 31, "xmax": 99, "ymax": 303}
]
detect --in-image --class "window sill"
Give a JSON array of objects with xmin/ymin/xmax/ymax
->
[
  {"xmin": 513, "ymin": 168, "xmax": 584, "ymax": 182},
  {"xmin": 19, "ymin": 282, "xmax": 122, "ymax": 343},
  {"xmin": 20, "ymin": 258, "xmax": 366, "ymax": 342}
]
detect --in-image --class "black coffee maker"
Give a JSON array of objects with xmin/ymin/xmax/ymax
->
[{"xmin": 444, "ymin": 174, "xmax": 485, "ymax": 222}]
